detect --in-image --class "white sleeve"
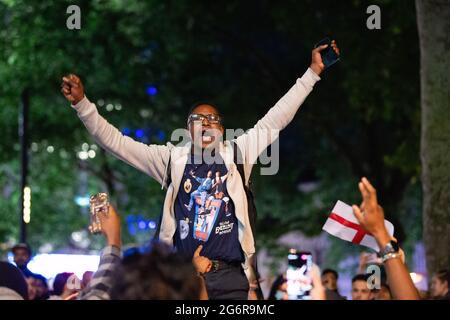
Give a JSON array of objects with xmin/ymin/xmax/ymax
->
[{"xmin": 72, "ymin": 96, "xmax": 170, "ymax": 184}]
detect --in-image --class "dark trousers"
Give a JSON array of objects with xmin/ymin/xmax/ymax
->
[{"xmin": 204, "ymin": 265, "xmax": 249, "ymax": 300}]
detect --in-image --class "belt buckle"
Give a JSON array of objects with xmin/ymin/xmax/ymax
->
[{"xmin": 211, "ymin": 260, "xmax": 220, "ymax": 273}]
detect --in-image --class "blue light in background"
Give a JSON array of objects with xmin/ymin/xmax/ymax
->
[
  {"xmin": 157, "ymin": 130, "xmax": 166, "ymax": 141},
  {"xmin": 146, "ymin": 86, "xmax": 158, "ymax": 96},
  {"xmin": 135, "ymin": 129, "xmax": 145, "ymax": 138},
  {"xmin": 148, "ymin": 220, "xmax": 156, "ymax": 229},
  {"xmin": 74, "ymin": 195, "xmax": 90, "ymax": 207},
  {"xmin": 122, "ymin": 127, "xmax": 131, "ymax": 135},
  {"xmin": 138, "ymin": 221, "xmax": 147, "ymax": 230}
]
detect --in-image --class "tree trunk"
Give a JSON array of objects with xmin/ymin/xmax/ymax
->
[{"xmin": 416, "ymin": 0, "xmax": 450, "ymax": 276}]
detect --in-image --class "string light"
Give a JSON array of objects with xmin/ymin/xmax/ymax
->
[{"xmin": 23, "ymin": 186, "xmax": 31, "ymax": 224}]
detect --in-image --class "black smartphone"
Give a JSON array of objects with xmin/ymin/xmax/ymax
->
[
  {"xmin": 286, "ymin": 249, "xmax": 313, "ymax": 300},
  {"xmin": 314, "ymin": 37, "xmax": 340, "ymax": 69}
]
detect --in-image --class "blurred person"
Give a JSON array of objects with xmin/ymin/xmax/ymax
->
[
  {"xmin": 268, "ymin": 274, "xmax": 287, "ymax": 300},
  {"xmin": 351, "ymin": 177, "xmax": 419, "ymax": 300},
  {"xmin": 0, "ymin": 261, "xmax": 29, "ymax": 300},
  {"xmin": 28, "ymin": 274, "xmax": 49, "ymax": 300},
  {"xmin": 49, "ymin": 272, "xmax": 79, "ymax": 300},
  {"xmin": 77, "ymin": 204, "xmax": 208, "ymax": 300},
  {"xmin": 374, "ymin": 283, "xmax": 392, "ymax": 300},
  {"xmin": 26, "ymin": 277, "xmax": 37, "ymax": 300},
  {"xmin": 430, "ymin": 269, "xmax": 450, "ymax": 300},
  {"xmin": 351, "ymin": 274, "xmax": 372, "ymax": 300},
  {"xmin": 11, "ymin": 243, "xmax": 34, "ymax": 278},
  {"xmin": 81, "ymin": 271, "xmax": 94, "ymax": 289},
  {"xmin": 321, "ymin": 268, "xmax": 346, "ymax": 300},
  {"xmin": 62, "ymin": 41, "xmax": 340, "ymax": 299},
  {"xmin": 267, "ymin": 265, "xmax": 326, "ymax": 300},
  {"xmin": 110, "ymin": 242, "xmax": 205, "ymax": 300},
  {"xmin": 78, "ymin": 204, "xmax": 122, "ymax": 300}
]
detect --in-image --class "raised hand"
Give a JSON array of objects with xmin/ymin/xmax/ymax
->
[
  {"xmin": 98, "ymin": 205, "xmax": 122, "ymax": 249},
  {"xmin": 310, "ymin": 40, "xmax": 340, "ymax": 76},
  {"xmin": 352, "ymin": 177, "xmax": 391, "ymax": 247},
  {"xmin": 61, "ymin": 74, "xmax": 85, "ymax": 105}
]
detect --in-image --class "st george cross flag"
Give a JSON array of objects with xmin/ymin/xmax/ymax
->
[{"xmin": 322, "ymin": 200, "xmax": 394, "ymax": 251}]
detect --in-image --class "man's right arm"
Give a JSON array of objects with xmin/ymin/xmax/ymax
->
[
  {"xmin": 72, "ymin": 96, "xmax": 169, "ymax": 184},
  {"xmin": 62, "ymin": 74, "xmax": 170, "ymax": 185}
]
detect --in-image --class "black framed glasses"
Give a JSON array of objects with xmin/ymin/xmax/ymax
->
[{"xmin": 188, "ymin": 113, "xmax": 222, "ymax": 125}]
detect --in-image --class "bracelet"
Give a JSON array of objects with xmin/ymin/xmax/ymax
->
[{"xmin": 382, "ymin": 252, "xmax": 401, "ymax": 263}]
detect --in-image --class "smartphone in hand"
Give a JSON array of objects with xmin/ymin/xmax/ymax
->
[
  {"xmin": 286, "ymin": 249, "xmax": 313, "ymax": 300},
  {"xmin": 315, "ymin": 37, "xmax": 340, "ymax": 70}
]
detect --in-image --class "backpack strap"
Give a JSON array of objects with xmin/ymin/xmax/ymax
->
[
  {"xmin": 232, "ymin": 142, "xmax": 257, "ymax": 235},
  {"xmin": 232, "ymin": 142, "xmax": 264, "ymax": 300},
  {"xmin": 153, "ymin": 155, "xmax": 172, "ymax": 241}
]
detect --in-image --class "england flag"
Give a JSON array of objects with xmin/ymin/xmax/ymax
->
[{"xmin": 322, "ymin": 200, "xmax": 394, "ymax": 251}]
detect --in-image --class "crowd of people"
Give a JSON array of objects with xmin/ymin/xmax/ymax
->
[
  {"xmin": 1, "ymin": 40, "xmax": 448, "ymax": 301},
  {"xmin": 1, "ymin": 178, "xmax": 448, "ymax": 301}
]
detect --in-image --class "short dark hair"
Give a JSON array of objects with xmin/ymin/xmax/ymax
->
[
  {"xmin": 110, "ymin": 242, "xmax": 201, "ymax": 300},
  {"xmin": 322, "ymin": 268, "xmax": 339, "ymax": 279},
  {"xmin": 352, "ymin": 274, "xmax": 370, "ymax": 283},
  {"xmin": 11, "ymin": 243, "xmax": 32, "ymax": 256},
  {"xmin": 188, "ymin": 101, "xmax": 221, "ymax": 117}
]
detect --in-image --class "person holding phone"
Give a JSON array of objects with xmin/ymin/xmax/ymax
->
[{"xmin": 61, "ymin": 40, "xmax": 340, "ymax": 300}]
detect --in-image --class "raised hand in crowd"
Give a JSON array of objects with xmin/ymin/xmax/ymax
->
[{"xmin": 352, "ymin": 177, "xmax": 419, "ymax": 300}]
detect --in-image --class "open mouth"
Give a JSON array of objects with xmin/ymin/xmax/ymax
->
[{"xmin": 201, "ymin": 129, "xmax": 215, "ymax": 143}]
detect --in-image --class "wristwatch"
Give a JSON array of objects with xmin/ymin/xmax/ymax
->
[{"xmin": 380, "ymin": 240, "xmax": 399, "ymax": 255}]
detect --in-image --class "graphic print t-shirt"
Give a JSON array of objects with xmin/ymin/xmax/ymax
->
[{"xmin": 173, "ymin": 154, "xmax": 244, "ymax": 263}]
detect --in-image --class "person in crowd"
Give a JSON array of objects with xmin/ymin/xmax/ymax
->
[
  {"xmin": 266, "ymin": 265, "xmax": 325, "ymax": 300},
  {"xmin": 81, "ymin": 271, "xmax": 94, "ymax": 290},
  {"xmin": 321, "ymin": 268, "xmax": 346, "ymax": 300},
  {"xmin": 49, "ymin": 272, "xmax": 80, "ymax": 300},
  {"xmin": 351, "ymin": 274, "xmax": 372, "ymax": 300},
  {"xmin": 0, "ymin": 261, "xmax": 29, "ymax": 300},
  {"xmin": 28, "ymin": 274, "xmax": 49, "ymax": 300},
  {"xmin": 11, "ymin": 243, "xmax": 34, "ymax": 278},
  {"xmin": 110, "ymin": 242, "xmax": 205, "ymax": 300},
  {"xmin": 351, "ymin": 177, "xmax": 419, "ymax": 300},
  {"xmin": 62, "ymin": 40, "xmax": 340, "ymax": 299},
  {"xmin": 373, "ymin": 283, "xmax": 392, "ymax": 300},
  {"xmin": 430, "ymin": 269, "xmax": 450, "ymax": 300},
  {"xmin": 78, "ymin": 204, "xmax": 208, "ymax": 300},
  {"xmin": 268, "ymin": 274, "xmax": 287, "ymax": 300}
]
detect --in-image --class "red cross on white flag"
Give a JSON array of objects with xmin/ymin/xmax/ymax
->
[{"xmin": 322, "ymin": 200, "xmax": 394, "ymax": 251}]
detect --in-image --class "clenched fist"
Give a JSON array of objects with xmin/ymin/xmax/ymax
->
[
  {"xmin": 192, "ymin": 245, "xmax": 212, "ymax": 274},
  {"xmin": 61, "ymin": 74, "xmax": 85, "ymax": 105}
]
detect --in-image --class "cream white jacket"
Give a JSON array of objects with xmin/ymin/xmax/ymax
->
[{"xmin": 72, "ymin": 68, "xmax": 320, "ymax": 274}]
